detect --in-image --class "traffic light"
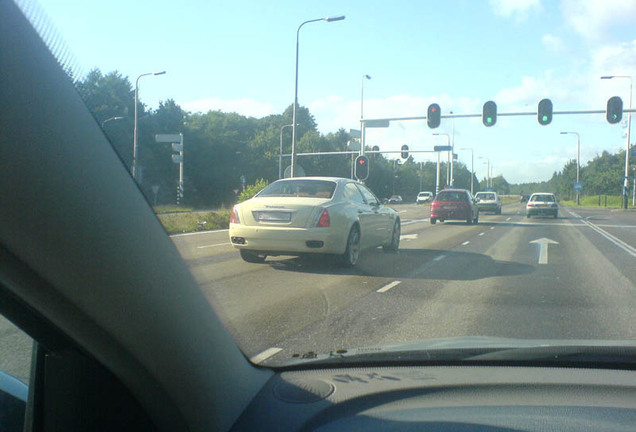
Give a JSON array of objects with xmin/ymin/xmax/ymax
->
[
  {"xmin": 538, "ymin": 98, "xmax": 553, "ymax": 125},
  {"xmin": 354, "ymin": 155, "xmax": 369, "ymax": 180},
  {"xmin": 401, "ymin": 144, "xmax": 409, "ymax": 159},
  {"xmin": 607, "ymin": 96, "xmax": 623, "ymax": 124},
  {"xmin": 427, "ymin": 103, "xmax": 441, "ymax": 128},
  {"xmin": 371, "ymin": 145, "xmax": 380, "ymax": 152},
  {"xmin": 482, "ymin": 100, "xmax": 497, "ymax": 127}
]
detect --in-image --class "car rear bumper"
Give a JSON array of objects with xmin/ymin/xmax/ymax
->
[
  {"xmin": 477, "ymin": 203, "xmax": 500, "ymax": 212},
  {"xmin": 526, "ymin": 207, "xmax": 558, "ymax": 216},
  {"xmin": 228, "ymin": 224, "xmax": 345, "ymax": 255},
  {"xmin": 430, "ymin": 209, "xmax": 472, "ymax": 220}
]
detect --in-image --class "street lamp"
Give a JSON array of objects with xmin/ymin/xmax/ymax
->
[
  {"xmin": 433, "ymin": 133, "xmax": 451, "ymax": 186},
  {"xmin": 460, "ymin": 147, "xmax": 474, "ymax": 194},
  {"xmin": 361, "ymin": 74, "xmax": 371, "ymax": 119},
  {"xmin": 291, "ymin": 15, "xmax": 345, "ymax": 178},
  {"xmin": 601, "ymin": 75, "xmax": 633, "ymax": 208},
  {"xmin": 479, "ymin": 156, "xmax": 490, "ymax": 189},
  {"xmin": 133, "ymin": 70, "xmax": 166, "ymax": 181},
  {"xmin": 101, "ymin": 116, "xmax": 124, "ymax": 128},
  {"xmin": 560, "ymin": 131, "xmax": 581, "ymax": 205},
  {"xmin": 279, "ymin": 124, "xmax": 294, "ymax": 179}
]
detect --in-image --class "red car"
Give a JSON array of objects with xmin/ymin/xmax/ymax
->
[{"xmin": 430, "ymin": 189, "xmax": 479, "ymax": 225}]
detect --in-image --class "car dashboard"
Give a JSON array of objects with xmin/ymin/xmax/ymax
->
[{"xmin": 232, "ymin": 365, "xmax": 636, "ymax": 431}]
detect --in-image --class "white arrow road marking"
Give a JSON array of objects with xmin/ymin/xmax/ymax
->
[
  {"xmin": 529, "ymin": 238, "xmax": 559, "ymax": 264},
  {"xmin": 400, "ymin": 234, "xmax": 418, "ymax": 241}
]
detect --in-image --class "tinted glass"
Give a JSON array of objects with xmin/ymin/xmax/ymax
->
[{"xmin": 257, "ymin": 180, "xmax": 336, "ymax": 198}]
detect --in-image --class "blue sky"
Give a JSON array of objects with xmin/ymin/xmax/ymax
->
[{"xmin": 31, "ymin": 0, "xmax": 636, "ymax": 184}]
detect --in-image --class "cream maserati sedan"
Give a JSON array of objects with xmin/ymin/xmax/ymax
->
[{"xmin": 229, "ymin": 177, "xmax": 401, "ymax": 266}]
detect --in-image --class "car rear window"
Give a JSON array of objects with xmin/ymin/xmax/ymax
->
[
  {"xmin": 531, "ymin": 194, "xmax": 555, "ymax": 202},
  {"xmin": 257, "ymin": 180, "xmax": 336, "ymax": 198},
  {"xmin": 477, "ymin": 193, "xmax": 495, "ymax": 200},
  {"xmin": 436, "ymin": 191, "xmax": 467, "ymax": 202}
]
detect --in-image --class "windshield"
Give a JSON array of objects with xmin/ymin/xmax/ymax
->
[{"xmin": 20, "ymin": 0, "xmax": 636, "ymax": 369}]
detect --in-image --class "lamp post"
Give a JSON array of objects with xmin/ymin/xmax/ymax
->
[
  {"xmin": 101, "ymin": 116, "xmax": 123, "ymax": 128},
  {"xmin": 279, "ymin": 124, "xmax": 293, "ymax": 179},
  {"xmin": 560, "ymin": 131, "xmax": 581, "ymax": 205},
  {"xmin": 133, "ymin": 71, "xmax": 166, "ymax": 181},
  {"xmin": 460, "ymin": 147, "xmax": 474, "ymax": 195},
  {"xmin": 601, "ymin": 75, "xmax": 632, "ymax": 208},
  {"xmin": 291, "ymin": 15, "xmax": 345, "ymax": 178},
  {"xmin": 479, "ymin": 156, "xmax": 490, "ymax": 189}
]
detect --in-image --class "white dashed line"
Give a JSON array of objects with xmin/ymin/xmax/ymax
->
[
  {"xmin": 377, "ymin": 280, "xmax": 401, "ymax": 293},
  {"xmin": 197, "ymin": 242, "xmax": 231, "ymax": 249},
  {"xmin": 433, "ymin": 254, "xmax": 447, "ymax": 262},
  {"xmin": 461, "ymin": 241, "xmax": 470, "ymax": 246},
  {"xmin": 478, "ymin": 232, "xmax": 485, "ymax": 236},
  {"xmin": 250, "ymin": 347, "xmax": 283, "ymax": 364},
  {"xmin": 490, "ymin": 227, "xmax": 495, "ymax": 230},
  {"xmin": 506, "ymin": 217, "xmax": 512, "ymax": 221}
]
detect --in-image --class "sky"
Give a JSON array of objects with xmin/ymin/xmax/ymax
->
[{"xmin": 27, "ymin": 0, "xmax": 636, "ymax": 184}]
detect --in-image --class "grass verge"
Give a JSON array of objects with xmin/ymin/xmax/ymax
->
[{"xmin": 157, "ymin": 209, "xmax": 231, "ymax": 234}]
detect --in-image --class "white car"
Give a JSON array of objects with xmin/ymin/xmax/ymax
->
[
  {"xmin": 416, "ymin": 191, "xmax": 434, "ymax": 204},
  {"xmin": 526, "ymin": 192, "xmax": 558, "ymax": 218},
  {"xmin": 229, "ymin": 177, "xmax": 401, "ymax": 266}
]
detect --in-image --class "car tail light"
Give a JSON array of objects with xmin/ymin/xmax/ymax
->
[
  {"xmin": 230, "ymin": 205, "xmax": 240, "ymax": 224},
  {"xmin": 316, "ymin": 208, "xmax": 330, "ymax": 227},
  {"xmin": 527, "ymin": 203, "xmax": 534, "ymax": 207}
]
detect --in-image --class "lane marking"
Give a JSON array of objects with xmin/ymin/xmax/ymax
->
[
  {"xmin": 377, "ymin": 280, "xmax": 401, "ymax": 293},
  {"xmin": 461, "ymin": 241, "xmax": 470, "ymax": 246},
  {"xmin": 529, "ymin": 238, "xmax": 559, "ymax": 265},
  {"xmin": 400, "ymin": 234, "xmax": 418, "ymax": 241},
  {"xmin": 398, "ymin": 210, "xmax": 408, "ymax": 213},
  {"xmin": 506, "ymin": 217, "xmax": 511, "ymax": 221},
  {"xmin": 580, "ymin": 218, "xmax": 636, "ymax": 258},
  {"xmin": 170, "ymin": 229, "xmax": 229, "ymax": 238},
  {"xmin": 401, "ymin": 218, "xmax": 429, "ymax": 226},
  {"xmin": 433, "ymin": 254, "xmax": 447, "ymax": 262},
  {"xmin": 490, "ymin": 227, "xmax": 495, "ymax": 230},
  {"xmin": 250, "ymin": 347, "xmax": 283, "ymax": 364},
  {"xmin": 197, "ymin": 242, "xmax": 231, "ymax": 249},
  {"xmin": 478, "ymin": 232, "xmax": 485, "ymax": 236}
]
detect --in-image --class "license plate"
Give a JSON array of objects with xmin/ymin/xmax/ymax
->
[
  {"xmin": 256, "ymin": 211, "xmax": 291, "ymax": 222},
  {"xmin": 443, "ymin": 205, "xmax": 457, "ymax": 210}
]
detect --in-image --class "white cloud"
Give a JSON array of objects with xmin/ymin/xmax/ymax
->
[
  {"xmin": 561, "ymin": 0, "xmax": 636, "ymax": 42},
  {"xmin": 490, "ymin": 0, "xmax": 542, "ymax": 20},
  {"xmin": 542, "ymin": 34, "xmax": 567, "ymax": 54},
  {"xmin": 180, "ymin": 98, "xmax": 277, "ymax": 118}
]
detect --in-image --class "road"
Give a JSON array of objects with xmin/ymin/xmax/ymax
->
[
  {"xmin": 3, "ymin": 202, "xmax": 636, "ymax": 378},
  {"xmin": 170, "ymin": 202, "xmax": 636, "ymax": 365}
]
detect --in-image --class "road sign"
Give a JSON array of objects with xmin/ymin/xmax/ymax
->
[
  {"xmin": 364, "ymin": 119, "xmax": 390, "ymax": 128},
  {"xmin": 348, "ymin": 129, "xmax": 361, "ymax": 139},
  {"xmin": 155, "ymin": 134, "xmax": 181, "ymax": 143},
  {"xmin": 434, "ymin": 145, "xmax": 452, "ymax": 152},
  {"xmin": 172, "ymin": 143, "xmax": 183, "ymax": 152},
  {"xmin": 172, "ymin": 154, "xmax": 183, "ymax": 163},
  {"xmin": 573, "ymin": 182, "xmax": 583, "ymax": 191}
]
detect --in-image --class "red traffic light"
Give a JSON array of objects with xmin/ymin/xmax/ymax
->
[{"xmin": 355, "ymin": 155, "xmax": 369, "ymax": 180}]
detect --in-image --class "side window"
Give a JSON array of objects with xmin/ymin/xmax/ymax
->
[
  {"xmin": 0, "ymin": 315, "xmax": 32, "ymax": 432},
  {"xmin": 356, "ymin": 184, "xmax": 379, "ymax": 205},
  {"xmin": 344, "ymin": 183, "xmax": 365, "ymax": 204}
]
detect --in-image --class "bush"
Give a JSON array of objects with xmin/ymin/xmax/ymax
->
[{"xmin": 238, "ymin": 179, "xmax": 269, "ymax": 203}]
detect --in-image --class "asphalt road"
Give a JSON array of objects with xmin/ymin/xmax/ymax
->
[
  {"xmin": 171, "ymin": 202, "xmax": 636, "ymax": 364},
  {"xmin": 3, "ymin": 202, "xmax": 636, "ymax": 380}
]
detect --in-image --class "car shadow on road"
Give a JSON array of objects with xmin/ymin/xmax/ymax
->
[{"xmin": 268, "ymin": 248, "xmax": 535, "ymax": 281}]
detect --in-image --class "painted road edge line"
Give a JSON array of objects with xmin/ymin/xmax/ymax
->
[
  {"xmin": 250, "ymin": 347, "xmax": 283, "ymax": 364},
  {"xmin": 377, "ymin": 280, "xmax": 401, "ymax": 293}
]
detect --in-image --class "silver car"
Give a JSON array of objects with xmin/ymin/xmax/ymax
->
[{"xmin": 474, "ymin": 191, "xmax": 502, "ymax": 214}]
